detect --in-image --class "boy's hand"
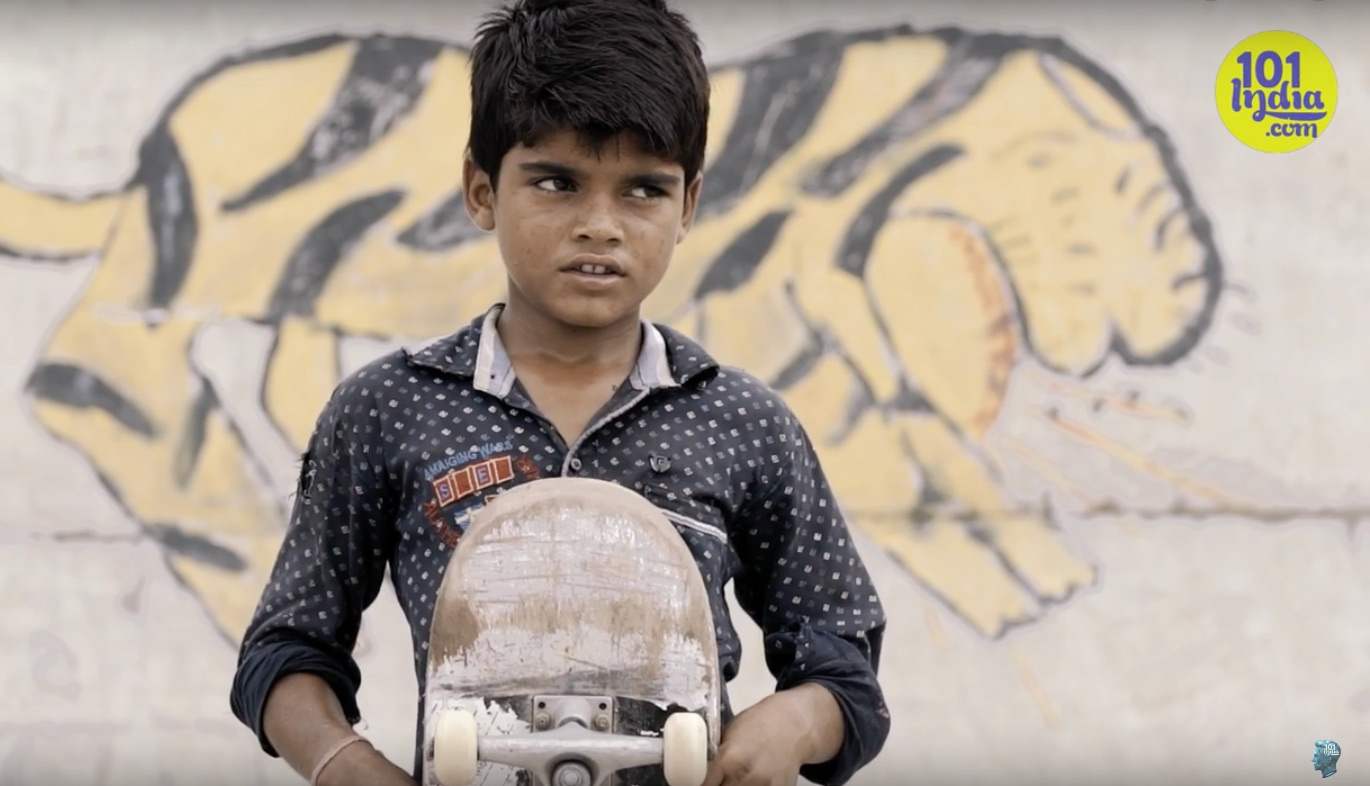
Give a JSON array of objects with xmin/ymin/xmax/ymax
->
[{"xmin": 702, "ymin": 684, "xmax": 844, "ymax": 786}]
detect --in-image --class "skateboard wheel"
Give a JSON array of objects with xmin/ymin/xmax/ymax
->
[
  {"xmin": 433, "ymin": 709, "xmax": 479, "ymax": 786},
  {"xmin": 661, "ymin": 712, "xmax": 708, "ymax": 786}
]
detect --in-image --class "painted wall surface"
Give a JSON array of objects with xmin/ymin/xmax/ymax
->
[{"xmin": 1, "ymin": 1, "xmax": 1367, "ymax": 784}]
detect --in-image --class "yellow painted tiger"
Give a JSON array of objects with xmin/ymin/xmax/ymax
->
[{"xmin": 0, "ymin": 24, "xmax": 1222, "ymax": 641}]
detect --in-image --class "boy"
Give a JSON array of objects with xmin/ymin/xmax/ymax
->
[{"xmin": 229, "ymin": 1, "xmax": 890, "ymax": 785}]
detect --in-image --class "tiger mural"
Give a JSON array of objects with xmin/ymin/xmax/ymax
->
[{"xmin": 0, "ymin": 25, "xmax": 1222, "ymax": 642}]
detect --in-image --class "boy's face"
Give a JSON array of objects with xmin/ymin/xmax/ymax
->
[{"xmin": 463, "ymin": 128, "xmax": 701, "ymax": 331}]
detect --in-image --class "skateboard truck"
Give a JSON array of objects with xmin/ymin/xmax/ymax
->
[{"xmin": 433, "ymin": 695, "xmax": 709, "ymax": 786}]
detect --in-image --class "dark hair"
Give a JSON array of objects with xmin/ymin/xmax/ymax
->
[{"xmin": 467, "ymin": 0, "xmax": 710, "ymax": 186}]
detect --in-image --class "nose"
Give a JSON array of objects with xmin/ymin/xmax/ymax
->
[{"xmin": 575, "ymin": 192, "xmax": 623, "ymax": 245}]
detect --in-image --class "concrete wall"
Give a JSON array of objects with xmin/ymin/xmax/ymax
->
[{"xmin": 1, "ymin": 0, "xmax": 1367, "ymax": 783}]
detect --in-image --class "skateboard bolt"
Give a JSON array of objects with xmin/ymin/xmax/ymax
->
[
  {"xmin": 593, "ymin": 715, "xmax": 610, "ymax": 731},
  {"xmin": 554, "ymin": 762, "xmax": 591, "ymax": 786},
  {"xmin": 534, "ymin": 712, "xmax": 552, "ymax": 730}
]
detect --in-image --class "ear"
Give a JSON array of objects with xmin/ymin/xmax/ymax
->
[
  {"xmin": 464, "ymin": 155, "xmax": 497, "ymax": 231},
  {"xmin": 676, "ymin": 172, "xmax": 703, "ymax": 243}
]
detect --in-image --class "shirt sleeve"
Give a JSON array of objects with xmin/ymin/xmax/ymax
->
[
  {"xmin": 229, "ymin": 380, "xmax": 397, "ymax": 756},
  {"xmin": 730, "ymin": 395, "xmax": 891, "ymax": 786}
]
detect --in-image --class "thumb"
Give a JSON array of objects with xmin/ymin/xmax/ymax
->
[{"xmin": 700, "ymin": 747, "xmax": 728, "ymax": 786}]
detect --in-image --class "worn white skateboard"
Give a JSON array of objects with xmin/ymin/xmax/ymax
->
[{"xmin": 421, "ymin": 477, "xmax": 721, "ymax": 786}]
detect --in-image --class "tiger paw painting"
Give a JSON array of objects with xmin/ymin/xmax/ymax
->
[{"xmin": 0, "ymin": 25, "xmax": 1224, "ymax": 642}]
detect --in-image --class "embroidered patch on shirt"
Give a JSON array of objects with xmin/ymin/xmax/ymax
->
[{"xmin": 430, "ymin": 454, "xmax": 515, "ymax": 507}]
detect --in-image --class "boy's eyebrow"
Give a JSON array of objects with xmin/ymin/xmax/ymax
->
[
  {"xmin": 632, "ymin": 172, "xmax": 682, "ymax": 187},
  {"xmin": 518, "ymin": 160, "xmax": 681, "ymax": 186},
  {"xmin": 519, "ymin": 161, "xmax": 580, "ymax": 177}
]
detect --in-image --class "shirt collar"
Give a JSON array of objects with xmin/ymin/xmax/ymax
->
[{"xmin": 404, "ymin": 303, "xmax": 717, "ymax": 392}]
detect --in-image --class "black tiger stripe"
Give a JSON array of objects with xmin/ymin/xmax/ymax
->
[
  {"xmin": 693, "ymin": 210, "xmax": 791, "ymax": 300},
  {"xmin": 696, "ymin": 30, "xmax": 847, "ymax": 216},
  {"xmin": 396, "ymin": 188, "xmax": 484, "ymax": 252},
  {"xmin": 145, "ymin": 523, "xmax": 249, "ymax": 572},
  {"xmin": 265, "ymin": 190, "xmax": 404, "ymax": 322},
  {"xmin": 172, "ymin": 376, "xmax": 221, "ymax": 489},
  {"xmin": 138, "ymin": 125, "xmax": 198, "ymax": 310},
  {"xmin": 25, "ymin": 363, "xmax": 158, "ymax": 438},
  {"xmin": 834, "ymin": 143, "xmax": 964, "ymax": 278},
  {"xmin": 804, "ymin": 28, "xmax": 1007, "ymax": 197},
  {"xmin": 223, "ymin": 36, "xmax": 447, "ymax": 212}
]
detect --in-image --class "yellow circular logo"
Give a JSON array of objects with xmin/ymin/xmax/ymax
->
[{"xmin": 1215, "ymin": 30, "xmax": 1337, "ymax": 152}]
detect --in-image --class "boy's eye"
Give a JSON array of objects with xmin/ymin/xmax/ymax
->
[
  {"xmin": 532, "ymin": 177, "xmax": 665, "ymax": 199},
  {"xmin": 628, "ymin": 185, "xmax": 665, "ymax": 199},
  {"xmin": 535, "ymin": 176, "xmax": 573, "ymax": 192}
]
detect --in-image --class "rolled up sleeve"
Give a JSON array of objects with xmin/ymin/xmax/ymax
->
[
  {"xmin": 730, "ymin": 399, "xmax": 890, "ymax": 785},
  {"xmin": 229, "ymin": 381, "xmax": 396, "ymax": 755}
]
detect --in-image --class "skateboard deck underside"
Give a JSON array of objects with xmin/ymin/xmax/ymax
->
[{"xmin": 422, "ymin": 478, "xmax": 722, "ymax": 786}]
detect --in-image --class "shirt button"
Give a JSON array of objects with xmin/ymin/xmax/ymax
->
[{"xmin": 568, "ymin": 457, "xmax": 583, "ymax": 473}]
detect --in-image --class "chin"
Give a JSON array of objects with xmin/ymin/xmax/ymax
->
[{"xmin": 546, "ymin": 299, "xmax": 638, "ymax": 330}]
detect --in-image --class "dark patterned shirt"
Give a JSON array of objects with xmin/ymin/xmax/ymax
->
[{"xmin": 229, "ymin": 305, "xmax": 890, "ymax": 785}]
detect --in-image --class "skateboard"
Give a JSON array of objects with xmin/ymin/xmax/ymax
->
[{"xmin": 421, "ymin": 476, "xmax": 722, "ymax": 786}]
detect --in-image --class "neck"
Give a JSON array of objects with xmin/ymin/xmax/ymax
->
[{"xmin": 496, "ymin": 296, "xmax": 643, "ymax": 375}]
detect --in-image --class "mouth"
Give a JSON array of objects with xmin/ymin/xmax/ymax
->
[{"xmin": 562, "ymin": 256, "xmax": 625, "ymax": 277}]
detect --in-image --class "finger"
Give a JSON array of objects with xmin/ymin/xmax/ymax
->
[
  {"xmin": 701, "ymin": 755, "xmax": 727, "ymax": 786},
  {"xmin": 710, "ymin": 752, "xmax": 758, "ymax": 786},
  {"xmin": 703, "ymin": 743, "xmax": 750, "ymax": 786}
]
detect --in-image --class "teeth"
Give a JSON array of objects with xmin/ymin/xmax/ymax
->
[{"xmin": 575, "ymin": 264, "xmax": 611, "ymax": 274}]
